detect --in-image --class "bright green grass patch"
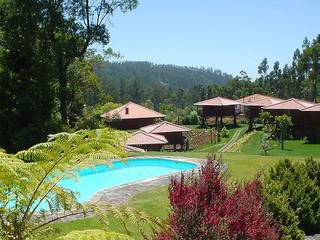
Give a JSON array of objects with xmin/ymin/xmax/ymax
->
[
  {"xmin": 242, "ymin": 131, "xmax": 320, "ymax": 157},
  {"xmin": 44, "ymin": 187, "xmax": 169, "ymax": 240}
]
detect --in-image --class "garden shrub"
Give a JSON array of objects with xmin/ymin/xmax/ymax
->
[
  {"xmin": 220, "ymin": 126, "xmax": 229, "ymax": 137},
  {"xmin": 155, "ymin": 156, "xmax": 280, "ymax": 240},
  {"xmin": 182, "ymin": 110, "xmax": 200, "ymax": 125},
  {"xmin": 260, "ymin": 133, "xmax": 271, "ymax": 155},
  {"xmin": 264, "ymin": 158, "xmax": 320, "ymax": 239}
]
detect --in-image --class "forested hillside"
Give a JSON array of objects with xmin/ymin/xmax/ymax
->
[{"xmin": 95, "ymin": 61, "xmax": 232, "ymax": 89}]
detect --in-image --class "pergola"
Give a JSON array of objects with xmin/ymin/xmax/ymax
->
[
  {"xmin": 194, "ymin": 97, "xmax": 240, "ymax": 129},
  {"xmin": 262, "ymin": 98, "xmax": 315, "ymax": 137},
  {"xmin": 140, "ymin": 121, "xmax": 190, "ymax": 151},
  {"xmin": 302, "ymin": 104, "xmax": 320, "ymax": 142},
  {"xmin": 237, "ymin": 94, "xmax": 284, "ymax": 130},
  {"xmin": 101, "ymin": 102, "xmax": 165, "ymax": 130}
]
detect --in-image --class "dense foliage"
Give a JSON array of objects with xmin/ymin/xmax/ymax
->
[
  {"xmin": 0, "ymin": 128, "xmax": 127, "ymax": 239},
  {"xmin": 0, "ymin": 0, "xmax": 137, "ymax": 152},
  {"xmin": 0, "ymin": 128, "xmax": 162, "ymax": 240},
  {"xmin": 95, "ymin": 61, "xmax": 232, "ymax": 90},
  {"xmin": 264, "ymin": 158, "xmax": 320, "ymax": 239},
  {"xmin": 156, "ymin": 157, "xmax": 280, "ymax": 240}
]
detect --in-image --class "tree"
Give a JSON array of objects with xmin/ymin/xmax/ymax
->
[
  {"xmin": 275, "ymin": 114, "xmax": 293, "ymax": 150},
  {"xmin": 0, "ymin": 0, "xmax": 56, "ymax": 152},
  {"xmin": 259, "ymin": 111, "xmax": 273, "ymax": 127},
  {"xmin": 0, "ymin": 128, "xmax": 161, "ymax": 239},
  {"xmin": 258, "ymin": 58, "xmax": 269, "ymax": 89},
  {"xmin": 300, "ymin": 34, "xmax": 320, "ymax": 102},
  {"xmin": 49, "ymin": 0, "xmax": 138, "ymax": 123}
]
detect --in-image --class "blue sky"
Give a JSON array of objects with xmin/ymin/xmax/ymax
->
[{"xmin": 107, "ymin": 0, "xmax": 320, "ymax": 78}]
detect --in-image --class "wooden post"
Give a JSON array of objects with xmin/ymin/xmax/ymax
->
[
  {"xmin": 233, "ymin": 113, "xmax": 237, "ymax": 126},
  {"xmin": 220, "ymin": 116, "xmax": 223, "ymax": 130},
  {"xmin": 215, "ymin": 115, "xmax": 218, "ymax": 130}
]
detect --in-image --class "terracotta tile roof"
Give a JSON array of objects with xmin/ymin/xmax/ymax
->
[
  {"xmin": 124, "ymin": 145, "xmax": 146, "ymax": 152},
  {"xmin": 194, "ymin": 97, "xmax": 240, "ymax": 106},
  {"xmin": 140, "ymin": 121, "xmax": 190, "ymax": 133},
  {"xmin": 237, "ymin": 94, "xmax": 269, "ymax": 103},
  {"xmin": 302, "ymin": 103, "xmax": 320, "ymax": 112},
  {"xmin": 126, "ymin": 131, "xmax": 168, "ymax": 146},
  {"xmin": 263, "ymin": 98, "xmax": 315, "ymax": 110},
  {"xmin": 237, "ymin": 94, "xmax": 284, "ymax": 106},
  {"xmin": 101, "ymin": 102, "xmax": 165, "ymax": 119}
]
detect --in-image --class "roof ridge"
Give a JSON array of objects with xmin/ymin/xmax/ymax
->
[
  {"xmin": 302, "ymin": 102, "xmax": 320, "ymax": 111},
  {"xmin": 290, "ymin": 98, "xmax": 305, "ymax": 108},
  {"xmin": 149, "ymin": 121, "xmax": 166, "ymax": 132},
  {"xmin": 140, "ymin": 121, "xmax": 163, "ymax": 132},
  {"xmin": 263, "ymin": 98, "xmax": 292, "ymax": 108},
  {"xmin": 165, "ymin": 121, "xmax": 190, "ymax": 130},
  {"xmin": 116, "ymin": 102, "xmax": 131, "ymax": 113},
  {"xmin": 134, "ymin": 130, "xmax": 167, "ymax": 143},
  {"xmin": 128, "ymin": 102, "xmax": 165, "ymax": 117}
]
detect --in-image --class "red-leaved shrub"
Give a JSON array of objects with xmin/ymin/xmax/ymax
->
[{"xmin": 155, "ymin": 157, "xmax": 281, "ymax": 240}]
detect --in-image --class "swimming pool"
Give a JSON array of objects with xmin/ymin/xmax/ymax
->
[{"xmin": 58, "ymin": 158, "xmax": 197, "ymax": 204}]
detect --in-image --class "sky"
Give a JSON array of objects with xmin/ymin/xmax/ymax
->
[{"xmin": 106, "ymin": 0, "xmax": 320, "ymax": 78}]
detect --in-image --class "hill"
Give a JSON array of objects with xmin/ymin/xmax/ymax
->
[{"xmin": 95, "ymin": 61, "xmax": 232, "ymax": 89}]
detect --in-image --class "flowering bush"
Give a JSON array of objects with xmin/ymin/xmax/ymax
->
[{"xmin": 155, "ymin": 156, "xmax": 280, "ymax": 240}]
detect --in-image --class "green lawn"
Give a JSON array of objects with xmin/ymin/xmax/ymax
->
[
  {"xmin": 242, "ymin": 131, "xmax": 320, "ymax": 157},
  {"xmin": 42, "ymin": 125, "xmax": 320, "ymax": 239},
  {"xmin": 44, "ymin": 187, "xmax": 169, "ymax": 240}
]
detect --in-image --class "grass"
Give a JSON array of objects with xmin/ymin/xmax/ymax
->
[
  {"xmin": 242, "ymin": 131, "xmax": 320, "ymax": 157},
  {"xmin": 42, "ymin": 125, "xmax": 320, "ymax": 239},
  {"xmin": 44, "ymin": 187, "xmax": 169, "ymax": 240}
]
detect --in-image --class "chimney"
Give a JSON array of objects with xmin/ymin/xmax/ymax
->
[{"xmin": 125, "ymin": 107, "xmax": 129, "ymax": 115}]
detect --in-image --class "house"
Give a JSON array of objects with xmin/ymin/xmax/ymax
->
[
  {"xmin": 126, "ymin": 130, "xmax": 168, "ymax": 151},
  {"xmin": 140, "ymin": 121, "xmax": 190, "ymax": 150},
  {"xmin": 101, "ymin": 102, "xmax": 165, "ymax": 130},
  {"xmin": 302, "ymin": 103, "xmax": 320, "ymax": 142},
  {"xmin": 194, "ymin": 97, "xmax": 240, "ymax": 129},
  {"xmin": 237, "ymin": 94, "xmax": 284, "ymax": 130},
  {"xmin": 262, "ymin": 98, "xmax": 315, "ymax": 137}
]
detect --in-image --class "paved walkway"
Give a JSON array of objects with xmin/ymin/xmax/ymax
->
[{"xmin": 218, "ymin": 128, "xmax": 243, "ymax": 153}]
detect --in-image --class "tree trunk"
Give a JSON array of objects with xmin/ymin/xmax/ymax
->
[
  {"xmin": 281, "ymin": 131, "xmax": 284, "ymax": 150},
  {"xmin": 56, "ymin": 50, "xmax": 68, "ymax": 124}
]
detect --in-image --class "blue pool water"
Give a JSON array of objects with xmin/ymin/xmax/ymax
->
[{"xmin": 58, "ymin": 158, "xmax": 196, "ymax": 204}]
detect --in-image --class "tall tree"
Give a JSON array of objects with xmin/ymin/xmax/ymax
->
[
  {"xmin": 0, "ymin": 0, "xmax": 55, "ymax": 151},
  {"xmin": 300, "ymin": 35, "xmax": 320, "ymax": 102}
]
